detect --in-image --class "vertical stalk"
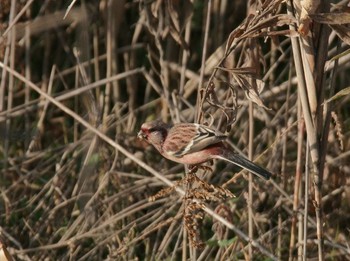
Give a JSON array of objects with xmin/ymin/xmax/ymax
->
[
  {"xmin": 196, "ymin": 0, "xmax": 212, "ymax": 123},
  {"xmin": 248, "ymin": 101, "xmax": 254, "ymax": 258},
  {"xmin": 289, "ymin": 74, "xmax": 303, "ymax": 260},
  {"xmin": 277, "ymin": 213, "xmax": 282, "ymax": 260},
  {"xmin": 178, "ymin": 0, "xmax": 193, "ymax": 122},
  {"xmin": 0, "ymin": 0, "xmax": 17, "ymax": 169},
  {"xmin": 179, "ymin": 0, "xmax": 193, "ymax": 96},
  {"xmin": 182, "ymin": 216, "xmax": 187, "ymax": 260},
  {"xmin": 297, "ymin": 97, "xmax": 305, "ymax": 261},
  {"xmin": 287, "ymin": 1, "xmax": 324, "ymax": 259},
  {"xmin": 25, "ymin": 7, "xmax": 31, "ymax": 149},
  {"xmin": 303, "ymin": 140, "xmax": 310, "ymax": 261},
  {"xmin": 246, "ymin": 2, "xmax": 258, "ymax": 257},
  {"xmin": 6, "ymin": 15, "xmax": 16, "ymax": 165}
]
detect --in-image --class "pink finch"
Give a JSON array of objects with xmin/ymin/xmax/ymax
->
[{"xmin": 138, "ymin": 120, "xmax": 271, "ymax": 180}]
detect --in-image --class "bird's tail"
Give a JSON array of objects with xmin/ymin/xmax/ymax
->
[{"xmin": 216, "ymin": 152, "xmax": 271, "ymax": 180}]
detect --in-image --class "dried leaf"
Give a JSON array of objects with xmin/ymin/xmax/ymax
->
[
  {"xmin": 324, "ymin": 86, "xmax": 350, "ymax": 104},
  {"xmin": 225, "ymin": 15, "xmax": 296, "ymax": 56},
  {"xmin": 169, "ymin": 26, "xmax": 190, "ymax": 49},
  {"xmin": 311, "ymin": 13, "xmax": 350, "ymax": 25},
  {"xmin": 151, "ymin": 0, "xmax": 162, "ymax": 18},
  {"xmin": 167, "ymin": 0, "xmax": 193, "ymax": 32},
  {"xmin": 219, "ymin": 54, "xmax": 270, "ymax": 110},
  {"xmin": 231, "ymin": 73, "xmax": 271, "ymax": 110},
  {"xmin": 328, "ymin": 48, "xmax": 350, "ymax": 64},
  {"xmin": 250, "ymin": 29, "xmax": 299, "ymax": 38},
  {"xmin": 216, "ymin": 66, "xmax": 257, "ymax": 75},
  {"xmin": 224, "ymin": 26, "xmax": 246, "ymax": 56},
  {"xmin": 143, "ymin": 0, "xmax": 192, "ymax": 49},
  {"xmin": 241, "ymin": 14, "xmax": 297, "ymax": 39},
  {"xmin": 301, "ymin": 0, "xmax": 320, "ymax": 14},
  {"xmin": 205, "ymin": 82, "xmax": 238, "ymax": 126},
  {"xmin": 245, "ymin": 87, "xmax": 270, "ymax": 110},
  {"xmin": 166, "ymin": 0, "xmax": 192, "ymax": 49},
  {"xmin": 307, "ymin": 12, "xmax": 350, "ymax": 45},
  {"xmin": 261, "ymin": 0, "xmax": 285, "ymax": 13},
  {"xmin": 329, "ymin": 24, "xmax": 350, "ymax": 45}
]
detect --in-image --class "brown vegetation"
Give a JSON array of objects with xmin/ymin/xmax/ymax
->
[{"xmin": 1, "ymin": 0, "xmax": 350, "ymax": 260}]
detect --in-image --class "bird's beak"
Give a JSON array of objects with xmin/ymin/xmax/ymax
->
[{"xmin": 137, "ymin": 130, "xmax": 146, "ymax": 140}]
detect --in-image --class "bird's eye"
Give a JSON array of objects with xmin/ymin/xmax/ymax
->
[
  {"xmin": 149, "ymin": 126, "xmax": 166, "ymax": 135},
  {"xmin": 148, "ymin": 126, "xmax": 168, "ymax": 140},
  {"xmin": 148, "ymin": 127, "xmax": 159, "ymax": 133}
]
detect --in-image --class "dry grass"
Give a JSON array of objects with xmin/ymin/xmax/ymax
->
[{"xmin": 1, "ymin": 0, "xmax": 350, "ymax": 260}]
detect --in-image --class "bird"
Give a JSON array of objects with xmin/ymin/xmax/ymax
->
[{"xmin": 137, "ymin": 120, "xmax": 271, "ymax": 180}]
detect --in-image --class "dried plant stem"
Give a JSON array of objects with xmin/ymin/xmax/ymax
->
[
  {"xmin": 105, "ymin": 0, "xmax": 119, "ymax": 129},
  {"xmin": 179, "ymin": 1, "xmax": 193, "ymax": 97},
  {"xmin": 0, "ymin": 68, "xmax": 144, "ymax": 120},
  {"xmin": 3, "ymin": 1, "xmax": 350, "ymax": 259},
  {"xmin": 283, "ymin": 63, "xmax": 293, "ymax": 261},
  {"xmin": 248, "ymin": 101, "xmax": 254, "ymax": 258},
  {"xmin": 290, "ymin": 97, "xmax": 304, "ymax": 261},
  {"xmin": 196, "ymin": 0, "xmax": 212, "ymax": 123},
  {"xmin": 0, "ymin": 0, "xmax": 16, "ymax": 170},
  {"xmin": 177, "ymin": 16, "xmax": 191, "ymax": 123},
  {"xmin": 318, "ymin": 42, "xmax": 339, "ymax": 190},
  {"xmin": 288, "ymin": 70, "xmax": 301, "ymax": 260},
  {"xmin": 303, "ymin": 139, "xmax": 310, "ymax": 261},
  {"xmin": 24, "ymin": 8, "xmax": 31, "ymax": 148},
  {"xmin": 287, "ymin": 2, "xmax": 324, "ymax": 259},
  {"xmin": 169, "ymin": 226, "xmax": 183, "ymax": 260},
  {"xmin": 6, "ymin": 22, "xmax": 16, "ymax": 168},
  {"xmin": 0, "ymin": 0, "xmax": 35, "ymax": 43},
  {"xmin": 278, "ymin": 213, "xmax": 282, "ymax": 260},
  {"xmin": 298, "ymin": 199, "xmax": 303, "ymax": 261},
  {"xmin": 246, "ymin": 2, "xmax": 258, "ymax": 257},
  {"xmin": 182, "ymin": 227, "xmax": 187, "ymax": 261},
  {"xmin": 0, "ymin": 62, "xmax": 277, "ymax": 259}
]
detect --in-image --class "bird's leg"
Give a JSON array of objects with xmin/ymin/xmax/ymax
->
[
  {"xmin": 188, "ymin": 164, "xmax": 213, "ymax": 174},
  {"xmin": 188, "ymin": 165, "xmax": 199, "ymax": 174},
  {"xmin": 197, "ymin": 165, "xmax": 213, "ymax": 173}
]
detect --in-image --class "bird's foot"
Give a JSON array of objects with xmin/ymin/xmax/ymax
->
[{"xmin": 188, "ymin": 165, "xmax": 213, "ymax": 174}]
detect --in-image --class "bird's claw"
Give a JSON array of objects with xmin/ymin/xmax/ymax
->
[{"xmin": 188, "ymin": 165, "xmax": 213, "ymax": 174}]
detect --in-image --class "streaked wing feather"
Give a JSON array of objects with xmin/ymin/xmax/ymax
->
[{"xmin": 165, "ymin": 123, "xmax": 226, "ymax": 157}]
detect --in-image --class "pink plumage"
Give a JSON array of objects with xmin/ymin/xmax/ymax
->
[{"xmin": 138, "ymin": 120, "xmax": 271, "ymax": 180}]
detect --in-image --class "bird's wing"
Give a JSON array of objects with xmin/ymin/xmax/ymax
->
[{"xmin": 164, "ymin": 123, "xmax": 226, "ymax": 157}]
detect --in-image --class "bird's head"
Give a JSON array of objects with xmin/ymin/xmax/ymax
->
[{"xmin": 138, "ymin": 120, "xmax": 169, "ymax": 149}]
